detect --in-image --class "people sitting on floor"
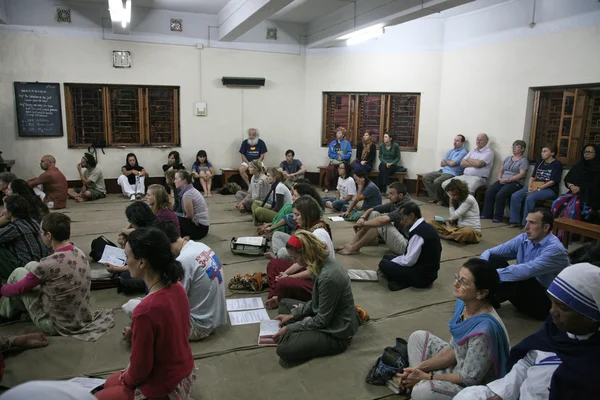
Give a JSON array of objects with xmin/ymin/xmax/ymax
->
[
  {"xmin": 235, "ymin": 160, "xmax": 269, "ymax": 212},
  {"xmin": 239, "ymin": 128, "xmax": 268, "ymax": 188},
  {"xmin": 162, "ymin": 150, "xmax": 186, "ymax": 194},
  {"xmin": 251, "ymin": 168, "xmax": 292, "ymax": 225},
  {"xmin": 340, "ymin": 169, "xmax": 383, "ymax": 219},
  {"xmin": 146, "ymin": 184, "xmax": 180, "ymax": 235},
  {"xmin": 551, "ymin": 143, "xmax": 600, "ymax": 241},
  {"xmin": 257, "ymin": 181, "xmax": 323, "ymax": 236},
  {"xmin": 455, "ymin": 262, "xmax": 600, "ymax": 400},
  {"xmin": 441, "ymin": 133, "xmax": 494, "ymax": 197},
  {"xmin": 480, "ymin": 208, "xmax": 570, "ymax": 320},
  {"xmin": 324, "ymin": 127, "xmax": 352, "ymax": 192},
  {"xmin": 323, "ymin": 162, "xmax": 356, "ymax": 211},
  {"xmin": 266, "ymin": 196, "xmax": 333, "ymax": 309},
  {"xmin": 174, "ymin": 170, "xmax": 209, "ymax": 240},
  {"xmin": 67, "ymin": 153, "xmax": 106, "ymax": 202},
  {"xmin": 117, "ymin": 153, "xmax": 148, "ymax": 201},
  {"xmin": 378, "ymin": 202, "xmax": 442, "ymax": 292},
  {"xmin": 159, "ymin": 220, "xmax": 227, "ymax": 340},
  {"xmin": 273, "ymin": 230, "xmax": 360, "ymax": 363},
  {"xmin": 352, "ymin": 130, "xmax": 377, "ymax": 174},
  {"xmin": 0, "ymin": 196, "xmax": 48, "ymax": 280},
  {"xmin": 378, "ymin": 132, "xmax": 405, "ymax": 194},
  {"xmin": 509, "ymin": 143, "xmax": 563, "ymax": 228},
  {"xmin": 0, "ymin": 212, "xmax": 114, "ymax": 340},
  {"xmin": 481, "ymin": 140, "xmax": 529, "ymax": 223},
  {"xmin": 164, "ymin": 169, "xmax": 182, "ymax": 214},
  {"xmin": 336, "ymin": 182, "xmax": 410, "ymax": 256},
  {"xmin": 397, "ymin": 259, "xmax": 510, "ymax": 399},
  {"xmin": 0, "ymin": 172, "xmax": 17, "ymax": 196},
  {"xmin": 108, "ymin": 201, "xmax": 158, "ymax": 294},
  {"xmin": 432, "ymin": 179, "xmax": 482, "ymax": 245},
  {"xmin": 423, "ymin": 135, "xmax": 468, "ymax": 205},
  {"xmin": 190, "ymin": 150, "xmax": 215, "ymax": 197},
  {"xmin": 27, "ymin": 154, "xmax": 68, "ymax": 210},
  {"xmin": 95, "ymin": 228, "xmax": 195, "ymax": 400},
  {"xmin": 279, "ymin": 149, "xmax": 306, "ymax": 186},
  {"xmin": 0, "ymin": 334, "xmax": 49, "ymax": 384},
  {"xmin": 1, "ymin": 179, "xmax": 49, "ymax": 227}
]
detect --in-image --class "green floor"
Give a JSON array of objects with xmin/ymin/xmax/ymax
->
[{"xmin": 1, "ymin": 194, "xmax": 546, "ymax": 399}]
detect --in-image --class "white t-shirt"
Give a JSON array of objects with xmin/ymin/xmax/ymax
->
[
  {"xmin": 313, "ymin": 228, "xmax": 335, "ymax": 259},
  {"xmin": 275, "ymin": 182, "xmax": 293, "ymax": 205},
  {"xmin": 177, "ymin": 241, "xmax": 227, "ymax": 332},
  {"xmin": 337, "ymin": 176, "xmax": 357, "ymax": 199}
]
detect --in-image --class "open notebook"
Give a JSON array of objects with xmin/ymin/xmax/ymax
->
[{"xmin": 257, "ymin": 320, "xmax": 280, "ymax": 346}]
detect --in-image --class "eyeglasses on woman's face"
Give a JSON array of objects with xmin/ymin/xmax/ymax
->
[{"xmin": 454, "ymin": 273, "xmax": 471, "ymax": 288}]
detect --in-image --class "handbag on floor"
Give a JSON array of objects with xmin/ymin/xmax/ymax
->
[
  {"xmin": 89, "ymin": 235, "xmax": 117, "ymax": 262},
  {"xmin": 230, "ymin": 236, "xmax": 270, "ymax": 256},
  {"xmin": 228, "ymin": 272, "xmax": 268, "ymax": 292},
  {"xmin": 365, "ymin": 338, "xmax": 409, "ymax": 385}
]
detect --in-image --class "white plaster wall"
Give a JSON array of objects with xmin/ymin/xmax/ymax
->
[
  {"xmin": 437, "ymin": 23, "xmax": 600, "ymax": 183},
  {"xmin": 0, "ymin": 31, "xmax": 305, "ymax": 180}
]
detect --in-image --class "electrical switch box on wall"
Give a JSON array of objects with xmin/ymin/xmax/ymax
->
[{"xmin": 195, "ymin": 101, "xmax": 207, "ymax": 116}]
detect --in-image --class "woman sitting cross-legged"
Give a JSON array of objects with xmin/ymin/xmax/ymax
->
[
  {"xmin": 351, "ymin": 130, "xmax": 377, "ymax": 174},
  {"xmin": 94, "ymin": 228, "xmax": 196, "ymax": 400},
  {"xmin": 265, "ymin": 195, "xmax": 333, "ymax": 309},
  {"xmin": 322, "ymin": 162, "xmax": 357, "ymax": 211},
  {"xmin": 551, "ymin": 143, "xmax": 600, "ymax": 241},
  {"xmin": 0, "ymin": 212, "xmax": 114, "ymax": 340},
  {"xmin": 107, "ymin": 201, "xmax": 158, "ymax": 295},
  {"xmin": 235, "ymin": 160, "xmax": 269, "ymax": 213},
  {"xmin": 117, "ymin": 153, "xmax": 148, "ymax": 201},
  {"xmin": 272, "ymin": 230, "xmax": 360, "ymax": 364},
  {"xmin": 145, "ymin": 184, "xmax": 180, "ymax": 235},
  {"xmin": 481, "ymin": 140, "xmax": 529, "ymax": 222},
  {"xmin": 251, "ymin": 168, "xmax": 292, "ymax": 225},
  {"xmin": 340, "ymin": 168, "xmax": 382, "ymax": 219},
  {"xmin": 431, "ymin": 179, "xmax": 482, "ymax": 245},
  {"xmin": 174, "ymin": 170, "xmax": 210, "ymax": 240},
  {"xmin": 190, "ymin": 150, "xmax": 215, "ymax": 197},
  {"xmin": 509, "ymin": 143, "xmax": 563, "ymax": 228},
  {"xmin": 396, "ymin": 258, "xmax": 510, "ymax": 399},
  {"xmin": 2, "ymin": 179, "xmax": 49, "ymax": 227},
  {"xmin": 257, "ymin": 181, "xmax": 324, "ymax": 237}
]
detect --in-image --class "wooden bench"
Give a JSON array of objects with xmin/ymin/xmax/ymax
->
[
  {"xmin": 414, "ymin": 174, "xmax": 428, "ymax": 197},
  {"xmin": 220, "ymin": 168, "xmax": 240, "ymax": 184},
  {"xmin": 318, "ymin": 166, "xmax": 406, "ymax": 189},
  {"xmin": 553, "ymin": 217, "xmax": 600, "ymax": 248}
]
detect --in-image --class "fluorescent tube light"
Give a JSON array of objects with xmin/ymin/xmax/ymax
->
[
  {"xmin": 338, "ymin": 23, "xmax": 384, "ymax": 40},
  {"xmin": 109, "ymin": 0, "xmax": 131, "ymax": 28},
  {"xmin": 346, "ymin": 27, "xmax": 384, "ymax": 46}
]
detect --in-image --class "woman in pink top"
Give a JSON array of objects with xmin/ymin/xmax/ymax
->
[{"xmin": 146, "ymin": 184, "xmax": 180, "ymax": 235}]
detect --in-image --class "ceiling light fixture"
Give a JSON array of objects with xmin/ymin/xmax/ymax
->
[
  {"xmin": 109, "ymin": 0, "xmax": 131, "ymax": 28},
  {"xmin": 338, "ymin": 24, "xmax": 385, "ymax": 46}
]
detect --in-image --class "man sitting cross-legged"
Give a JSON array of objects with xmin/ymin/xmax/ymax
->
[
  {"xmin": 480, "ymin": 208, "xmax": 570, "ymax": 321},
  {"xmin": 378, "ymin": 202, "xmax": 442, "ymax": 292},
  {"xmin": 27, "ymin": 154, "xmax": 68, "ymax": 210},
  {"xmin": 0, "ymin": 212, "xmax": 114, "ymax": 341},
  {"xmin": 158, "ymin": 220, "xmax": 227, "ymax": 340},
  {"xmin": 455, "ymin": 262, "xmax": 600, "ymax": 400},
  {"xmin": 337, "ymin": 182, "xmax": 411, "ymax": 256}
]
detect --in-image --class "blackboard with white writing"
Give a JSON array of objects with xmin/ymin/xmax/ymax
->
[{"xmin": 14, "ymin": 82, "xmax": 64, "ymax": 137}]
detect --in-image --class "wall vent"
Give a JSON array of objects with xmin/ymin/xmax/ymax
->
[{"xmin": 56, "ymin": 8, "xmax": 71, "ymax": 23}]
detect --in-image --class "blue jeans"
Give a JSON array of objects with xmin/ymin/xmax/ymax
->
[
  {"xmin": 482, "ymin": 181, "xmax": 523, "ymax": 219},
  {"xmin": 510, "ymin": 187, "xmax": 557, "ymax": 225},
  {"xmin": 352, "ymin": 160, "xmax": 372, "ymax": 174},
  {"xmin": 322, "ymin": 196, "xmax": 348, "ymax": 211}
]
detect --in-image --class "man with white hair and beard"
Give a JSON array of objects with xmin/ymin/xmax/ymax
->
[
  {"xmin": 239, "ymin": 128, "xmax": 268, "ymax": 188},
  {"xmin": 442, "ymin": 133, "xmax": 494, "ymax": 194}
]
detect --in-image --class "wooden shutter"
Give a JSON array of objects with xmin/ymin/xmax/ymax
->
[
  {"xmin": 107, "ymin": 87, "xmax": 143, "ymax": 146},
  {"xmin": 386, "ymin": 94, "xmax": 420, "ymax": 150},
  {"xmin": 321, "ymin": 93, "xmax": 353, "ymax": 146},
  {"xmin": 66, "ymin": 85, "xmax": 107, "ymax": 148}
]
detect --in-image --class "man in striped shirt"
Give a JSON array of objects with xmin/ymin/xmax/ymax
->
[{"xmin": 0, "ymin": 196, "xmax": 48, "ymax": 280}]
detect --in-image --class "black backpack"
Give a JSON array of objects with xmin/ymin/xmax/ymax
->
[
  {"xmin": 89, "ymin": 235, "xmax": 117, "ymax": 262},
  {"xmin": 365, "ymin": 338, "xmax": 409, "ymax": 385}
]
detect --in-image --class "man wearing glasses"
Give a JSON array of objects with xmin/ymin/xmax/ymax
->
[{"xmin": 377, "ymin": 202, "xmax": 442, "ymax": 291}]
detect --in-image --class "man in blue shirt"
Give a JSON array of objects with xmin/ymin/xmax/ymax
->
[
  {"xmin": 239, "ymin": 128, "xmax": 268, "ymax": 188},
  {"xmin": 480, "ymin": 208, "xmax": 570, "ymax": 320},
  {"xmin": 422, "ymin": 135, "xmax": 468, "ymax": 205}
]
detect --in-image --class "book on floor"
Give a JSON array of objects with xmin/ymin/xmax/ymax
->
[
  {"xmin": 328, "ymin": 216, "xmax": 345, "ymax": 222},
  {"xmin": 97, "ymin": 245, "xmax": 126, "ymax": 267},
  {"xmin": 347, "ymin": 269, "xmax": 379, "ymax": 282},
  {"xmin": 229, "ymin": 308, "xmax": 270, "ymax": 325},
  {"xmin": 386, "ymin": 377, "xmax": 401, "ymax": 394},
  {"xmin": 257, "ymin": 319, "xmax": 280, "ymax": 346}
]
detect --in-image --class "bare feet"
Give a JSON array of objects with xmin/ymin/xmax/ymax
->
[
  {"xmin": 439, "ymin": 234, "xmax": 453, "ymax": 240},
  {"xmin": 135, "ymin": 194, "xmax": 143, "ymax": 200},
  {"xmin": 337, "ymin": 246, "xmax": 360, "ymax": 255},
  {"xmin": 265, "ymin": 297, "xmax": 279, "ymax": 310},
  {"xmin": 207, "ymin": 193, "xmax": 213, "ymax": 197},
  {"xmin": 12, "ymin": 333, "xmax": 49, "ymax": 349},
  {"xmin": 324, "ymin": 189, "xmax": 329, "ymax": 193},
  {"xmin": 264, "ymin": 251, "xmax": 275, "ymax": 260}
]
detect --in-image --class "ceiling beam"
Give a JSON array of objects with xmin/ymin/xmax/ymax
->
[
  {"xmin": 0, "ymin": 0, "xmax": 8, "ymax": 24},
  {"xmin": 218, "ymin": 0, "xmax": 293, "ymax": 41},
  {"xmin": 305, "ymin": 0, "xmax": 474, "ymax": 48}
]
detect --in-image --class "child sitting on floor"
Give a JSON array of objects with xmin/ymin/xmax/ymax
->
[{"xmin": 191, "ymin": 150, "xmax": 215, "ymax": 197}]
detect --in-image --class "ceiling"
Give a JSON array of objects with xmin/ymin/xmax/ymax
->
[
  {"xmin": 68, "ymin": 0, "xmax": 230, "ymax": 15},
  {"xmin": 270, "ymin": 0, "xmax": 353, "ymax": 24}
]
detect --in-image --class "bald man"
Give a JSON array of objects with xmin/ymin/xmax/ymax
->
[
  {"xmin": 442, "ymin": 133, "xmax": 495, "ymax": 194},
  {"xmin": 27, "ymin": 155, "xmax": 68, "ymax": 209}
]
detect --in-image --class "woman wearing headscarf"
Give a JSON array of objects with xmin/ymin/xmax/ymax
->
[
  {"xmin": 551, "ymin": 143, "xmax": 600, "ymax": 241},
  {"xmin": 351, "ymin": 130, "xmax": 377, "ymax": 174},
  {"xmin": 455, "ymin": 262, "xmax": 600, "ymax": 400}
]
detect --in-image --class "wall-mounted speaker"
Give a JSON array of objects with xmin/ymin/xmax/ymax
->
[{"xmin": 222, "ymin": 77, "xmax": 266, "ymax": 87}]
